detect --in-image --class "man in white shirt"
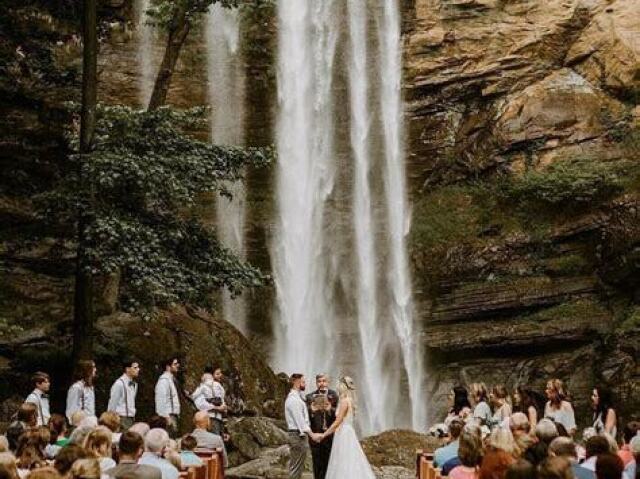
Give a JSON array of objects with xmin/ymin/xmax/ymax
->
[
  {"xmin": 155, "ymin": 357, "xmax": 180, "ymax": 438},
  {"xmin": 108, "ymin": 359, "xmax": 140, "ymax": 431},
  {"xmin": 285, "ymin": 374, "xmax": 321, "ymax": 479},
  {"xmin": 66, "ymin": 359, "xmax": 97, "ymax": 422},
  {"xmin": 191, "ymin": 367, "xmax": 227, "ymax": 436},
  {"xmin": 25, "ymin": 371, "xmax": 51, "ymax": 426},
  {"xmin": 138, "ymin": 428, "xmax": 179, "ymax": 479}
]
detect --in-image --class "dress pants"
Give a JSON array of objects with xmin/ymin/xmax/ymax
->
[
  {"xmin": 288, "ymin": 432, "xmax": 308, "ymax": 479},
  {"xmin": 211, "ymin": 417, "xmax": 224, "ymax": 436},
  {"xmin": 167, "ymin": 414, "xmax": 180, "ymax": 438},
  {"xmin": 310, "ymin": 438, "xmax": 332, "ymax": 479}
]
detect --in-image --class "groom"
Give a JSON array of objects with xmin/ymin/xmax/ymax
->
[{"xmin": 306, "ymin": 374, "xmax": 338, "ymax": 479}]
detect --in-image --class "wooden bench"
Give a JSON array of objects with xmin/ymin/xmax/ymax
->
[
  {"xmin": 416, "ymin": 450, "xmax": 442, "ymax": 479},
  {"xmin": 194, "ymin": 448, "xmax": 225, "ymax": 479}
]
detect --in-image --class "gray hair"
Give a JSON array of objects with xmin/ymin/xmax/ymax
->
[
  {"xmin": 510, "ymin": 412, "xmax": 530, "ymax": 432},
  {"xmin": 535, "ymin": 418, "xmax": 559, "ymax": 442},
  {"xmin": 129, "ymin": 422, "xmax": 150, "ymax": 438},
  {"xmin": 145, "ymin": 428, "xmax": 170, "ymax": 453},
  {"xmin": 549, "ymin": 437, "xmax": 577, "ymax": 458},
  {"xmin": 630, "ymin": 434, "xmax": 640, "ymax": 454},
  {"xmin": 68, "ymin": 426, "xmax": 93, "ymax": 446}
]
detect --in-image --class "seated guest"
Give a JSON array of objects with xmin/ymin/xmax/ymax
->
[
  {"xmin": 505, "ymin": 460, "xmax": 536, "ymax": 479},
  {"xmin": 480, "ymin": 428, "xmax": 517, "ymax": 479},
  {"xmin": 544, "ymin": 380, "xmax": 576, "ymax": 437},
  {"xmin": 28, "ymin": 467, "xmax": 61, "ymax": 479},
  {"xmin": 178, "ymin": 436, "xmax": 203, "ymax": 468},
  {"xmin": 548, "ymin": 436, "xmax": 584, "ymax": 479},
  {"xmin": 83, "ymin": 426, "xmax": 116, "ymax": 472},
  {"xmin": 105, "ymin": 432, "xmax": 161, "ymax": 479},
  {"xmin": 67, "ymin": 427, "xmax": 93, "ymax": 447},
  {"xmin": 69, "ymin": 411, "xmax": 88, "ymax": 431},
  {"xmin": 70, "ymin": 459, "xmax": 100, "ymax": 479},
  {"xmin": 148, "ymin": 417, "xmax": 169, "ymax": 432},
  {"xmin": 524, "ymin": 419, "xmax": 558, "ymax": 466},
  {"xmin": 575, "ymin": 435, "xmax": 612, "ymax": 479},
  {"xmin": 510, "ymin": 413, "xmax": 534, "ymax": 454},
  {"xmin": 6, "ymin": 404, "xmax": 38, "ymax": 451},
  {"xmin": 435, "ymin": 419, "xmax": 464, "ymax": 467},
  {"xmin": 0, "ymin": 452, "xmax": 20, "ymax": 479},
  {"xmin": 138, "ymin": 429, "xmax": 179, "ymax": 479},
  {"xmin": 98, "ymin": 412, "xmax": 122, "ymax": 445},
  {"xmin": 53, "ymin": 445, "xmax": 88, "ymax": 479},
  {"xmin": 129, "ymin": 423, "xmax": 151, "ymax": 439},
  {"xmin": 447, "ymin": 425, "xmax": 483, "ymax": 479},
  {"xmin": 0, "ymin": 437, "xmax": 8, "ymax": 453},
  {"xmin": 591, "ymin": 387, "xmax": 617, "ymax": 438},
  {"xmin": 46, "ymin": 415, "xmax": 69, "ymax": 459},
  {"xmin": 623, "ymin": 434, "xmax": 639, "ymax": 479},
  {"xmin": 15, "ymin": 430, "xmax": 47, "ymax": 476},
  {"xmin": 190, "ymin": 412, "xmax": 227, "ymax": 467},
  {"xmin": 619, "ymin": 423, "xmax": 639, "ymax": 466},
  {"xmin": 596, "ymin": 454, "xmax": 624, "ymax": 479},
  {"xmin": 538, "ymin": 457, "xmax": 574, "ymax": 479}
]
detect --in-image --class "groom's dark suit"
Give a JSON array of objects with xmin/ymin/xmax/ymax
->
[{"xmin": 306, "ymin": 389, "xmax": 338, "ymax": 479}]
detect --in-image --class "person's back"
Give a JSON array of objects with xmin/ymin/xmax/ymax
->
[
  {"xmin": 105, "ymin": 432, "xmax": 161, "ymax": 479},
  {"xmin": 138, "ymin": 429, "xmax": 178, "ymax": 479},
  {"xmin": 178, "ymin": 435, "xmax": 202, "ymax": 468},
  {"xmin": 435, "ymin": 420, "xmax": 463, "ymax": 468},
  {"xmin": 479, "ymin": 448, "xmax": 515, "ymax": 479},
  {"xmin": 596, "ymin": 454, "xmax": 624, "ymax": 479}
]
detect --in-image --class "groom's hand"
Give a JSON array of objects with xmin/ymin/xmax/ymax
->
[{"xmin": 309, "ymin": 432, "xmax": 323, "ymax": 443}]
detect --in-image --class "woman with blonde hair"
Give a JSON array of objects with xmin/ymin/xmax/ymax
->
[
  {"xmin": 491, "ymin": 386, "xmax": 512, "ymax": 428},
  {"xmin": 70, "ymin": 459, "xmax": 100, "ymax": 479},
  {"xmin": 0, "ymin": 452, "xmax": 20, "ymax": 479},
  {"xmin": 320, "ymin": 376, "xmax": 375, "ymax": 478},
  {"xmin": 83, "ymin": 427, "xmax": 116, "ymax": 472},
  {"xmin": 544, "ymin": 379, "xmax": 576, "ymax": 436},
  {"xmin": 471, "ymin": 383, "xmax": 492, "ymax": 426}
]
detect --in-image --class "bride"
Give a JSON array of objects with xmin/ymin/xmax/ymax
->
[{"xmin": 319, "ymin": 376, "xmax": 376, "ymax": 478}]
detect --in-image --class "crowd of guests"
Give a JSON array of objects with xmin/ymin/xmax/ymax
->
[
  {"xmin": 429, "ymin": 379, "xmax": 638, "ymax": 479},
  {"xmin": 0, "ymin": 357, "xmax": 230, "ymax": 479}
]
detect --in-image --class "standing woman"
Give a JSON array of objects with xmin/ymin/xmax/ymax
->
[
  {"xmin": 514, "ymin": 386, "xmax": 544, "ymax": 429},
  {"xmin": 66, "ymin": 360, "xmax": 97, "ymax": 422},
  {"xmin": 544, "ymin": 379, "xmax": 576, "ymax": 436},
  {"xmin": 471, "ymin": 383, "xmax": 492, "ymax": 427},
  {"xmin": 592, "ymin": 386, "xmax": 617, "ymax": 438},
  {"xmin": 491, "ymin": 385, "xmax": 512, "ymax": 428}
]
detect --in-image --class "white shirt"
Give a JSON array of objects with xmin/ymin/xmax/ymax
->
[
  {"xmin": 284, "ymin": 390, "xmax": 310, "ymax": 436},
  {"xmin": 66, "ymin": 380, "xmax": 95, "ymax": 421},
  {"xmin": 25, "ymin": 389, "xmax": 50, "ymax": 426},
  {"xmin": 155, "ymin": 372, "xmax": 180, "ymax": 417},
  {"xmin": 191, "ymin": 383, "xmax": 215, "ymax": 415},
  {"xmin": 545, "ymin": 401, "xmax": 577, "ymax": 433},
  {"xmin": 139, "ymin": 452, "xmax": 179, "ymax": 479},
  {"xmin": 108, "ymin": 374, "xmax": 138, "ymax": 417}
]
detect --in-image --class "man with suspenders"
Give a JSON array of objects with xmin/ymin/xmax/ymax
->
[
  {"xmin": 24, "ymin": 371, "xmax": 51, "ymax": 426},
  {"xmin": 108, "ymin": 359, "xmax": 140, "ymax": 431},
  {"xmin": 155, "ymin": 357, "xmax": 181, "ymax": 438}
]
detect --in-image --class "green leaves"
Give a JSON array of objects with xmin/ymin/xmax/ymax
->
[
  {"xmin": 40, "ymin": 103, "xmax": 272, "ymax": 315},
  {"xmin": 145, "ymin": 0, "xmax": 240, "ymax": 31}
]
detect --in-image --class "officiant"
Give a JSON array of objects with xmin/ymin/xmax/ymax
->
[{"xmin": 306, "ymin": 374, "xmax": 338, "ymax": 479}]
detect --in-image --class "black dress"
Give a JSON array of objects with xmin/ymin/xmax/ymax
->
[{"xmin": 306, "ymin": 389, "xmax": 339, "ymax": 479}]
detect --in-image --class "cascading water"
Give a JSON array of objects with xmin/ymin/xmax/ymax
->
[
  {"xmin": 206, "ymin": 5, "xmax": 247, "ymax": 334},
  {"xmin": 377, "ymin": 0, "xmax": 427, "ymax": 429},
  {"xmin": 274, "ymin": 0, "xmax": 427, "ymax": 432},
  {"xmin": 273, "ymin": 0, "xmax": 339, "ymax": 377}
]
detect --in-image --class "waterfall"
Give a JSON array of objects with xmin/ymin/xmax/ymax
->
[
  {"xmin": 273, "ymin": 0, "xmax": 338, "ymax": 377},
  {"xmin": 378, "ymin": 0, "xmax": 427, "ymax": 429},
  {"xmin": 136, "ymin": 0, "xmax": 154, "ymax": 107},
  {"xmin": 206, "ymin": 5, "xmax": 247, "ymax": 334}
]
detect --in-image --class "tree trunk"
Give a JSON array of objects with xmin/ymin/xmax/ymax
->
[
  {"xmin": 147, "ymin": 5, "xmax": 191, "ymax": 110},
  {"xmin": 73, "ymin": 0, "xmax": 98, "ymax": 362}
]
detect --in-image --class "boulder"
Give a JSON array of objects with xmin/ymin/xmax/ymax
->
[
  {"xmin": 361, "ymin": 430, "xmax": 439, "ymax": 469},
  {"xmin": 228, "ymin": 416, "xmax": 289, "ymax": 447}
]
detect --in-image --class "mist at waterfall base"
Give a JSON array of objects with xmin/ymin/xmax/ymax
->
[{"xmin": 273, "ymin": 0, "xmax": 427, "ymax": 434}]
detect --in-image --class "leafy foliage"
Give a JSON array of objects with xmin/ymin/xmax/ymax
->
[
  {"xmin": 145, "ymin": 0, "xmax": 239, "ymax": 30},
  {"xmin": 39, "ymin": 104, "xmax": 272, "ymax": 315}
]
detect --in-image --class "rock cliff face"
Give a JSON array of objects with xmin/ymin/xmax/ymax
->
[
  {"xmin": 403, "ymin": 0, "xmax": 640, "ymax": 424},
  {"xmin": 0, "ymin": 0, "xmax": 639, "ymax": 434}
]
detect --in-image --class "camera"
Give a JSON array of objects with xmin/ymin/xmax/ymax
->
[{"xmin": 206, "ymin": 397, "xmax": 223, "ymax": 407}]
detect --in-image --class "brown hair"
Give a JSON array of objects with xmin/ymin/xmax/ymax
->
[
  {"xmin": 181, "ymin": 435, "xmax": 197, "ymax": 451},
  {"xmin": 118, "ymin": 432, "xmax": 144, "ymax": 457},
  {"xmin": 53, "ymin": 444, "xmax": 88, "ymax": 476},
  {"xmin": 480, "ymin": 449, "xmax": 515, "ymax": 479},
  {"xmin": 459, "ymin": 427, "xmax": 484, "ymax": 467},
  {"xmin": 31, "ymin": 372, "xmax": 50, "ymax": 388},
  {"xmin": 98, "ymin": 411, "xmax": 121, "ymax": 433},
  {"xmin": 289, "ymin": 373, "xmax": 304, "ymax": 388},
  {"xmin": 0, "ymin": 453, "xmax": 19, "ymax": 479},
  {"xmin": 48, "ymin": 414, "xmax": 67, "ymax": 444},
  {"xmin": 28, "ymin": 467, "xmax": 61, "ymax": 479},
  {"xmin": 538, "ymin": 457, "xmax": 573, "ymax": 479},
  {"xmin": 15, "ymin": 430, "xmax": 46, "ymax": 470},
  {"xmin": 596, "ymin": 453, "xmax": 624, "ymax": 479},
  {"xmin": 83, "ymin": 427, "xmax": 112, "ymax": 459},
  {"xmin": 74, "ymin": 360, "xmax": 95, "ymax": 386},
  {"xmin": 70, "ymin": 458, "xmax": 100, "ymax": 479},
  {"xmin": 17, "ymin": 403, "xmax": 38, "ymax": 427},
  {"xmin": 548, "ymin": 437, "xmax": 577, "ymax": 458},
  {"xmin": 506, "ymin": 460, "xmax": 536, "ymax": 479}
]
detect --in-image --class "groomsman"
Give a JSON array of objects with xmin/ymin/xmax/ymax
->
[
  {"xmin": 66, "ymin": 359, "xmax": 97, "ymax": 421},
  {"xmin": 285, "ymin": 374, "xmax": 321, "ymax": 479},
  {"xmin": 25, "ymin": 372, "xmax": 51, "ymax": 426},
  {"xmin": 155, "ymin": 357, "xmax": 181, "ymax": 438},
  {"xmin": 306, "ymin": 374, "xmax": 338, "ymax": 479},
  {"xmin": 108, "ymin": 359, "xmax": 140, "ymax": 431}
]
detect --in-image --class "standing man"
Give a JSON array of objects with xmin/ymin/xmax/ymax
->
[
  {"xmin": 108, "ymin": 359, "xmax": 140, "ymax": 431},
  {"xmin": 306, "ymin": 374, "xmax": 338, "ymax": 479},
  {"xmin": 285, "ymin": 374, "xmax": 321, "ymax": 479},
  {"xmin": 190, "ymin": 366, "xmax": 227, "ymax": 436},
  {"xmin": 155, "ymin": 357, "xmax": 180, "ymax": 438},
  {"xmin": 25, "ymin": 372, "xmax": 51, "ymax": 426},
  {"xmin": 66, "ymin": 359, "xmax": 97, "ymax": 421}
]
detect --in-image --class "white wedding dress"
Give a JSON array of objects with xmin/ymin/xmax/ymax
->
[{"xmin": 325, "ymin": 404, "xmax": 376, "ymax": 479}]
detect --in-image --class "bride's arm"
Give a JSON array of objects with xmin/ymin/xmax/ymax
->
[{"xmin": 321, "ymin": 399, "xmax": 349, "ymax": 439}]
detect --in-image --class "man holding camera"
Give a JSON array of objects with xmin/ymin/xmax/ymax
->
[
  {"xmin": 306, "ymin": 374, "xmax": 338, "ymax": 479},
  {"xmin": 190, "ymin": 366, "xmax": 227, "ymax": 436}
]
